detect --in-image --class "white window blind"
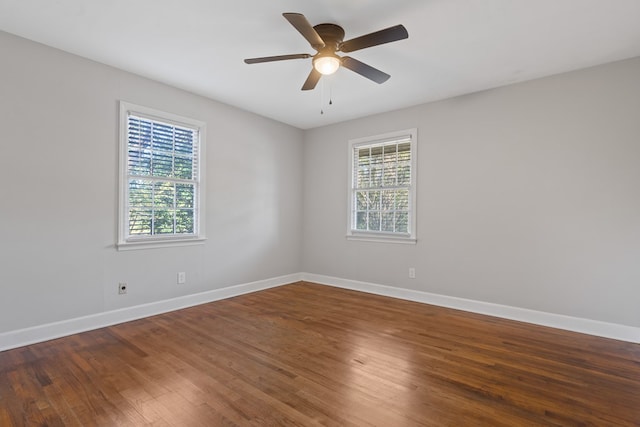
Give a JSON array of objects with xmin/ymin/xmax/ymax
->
[
  {"xmin": 348, "ymin": 129, "xmax": 417, "ymax": 243},
  {"xmin": 118, "ymin": 102, "xmax": 205, "ymax": 249}
]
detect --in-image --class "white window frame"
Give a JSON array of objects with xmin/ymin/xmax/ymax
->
[
  {"xmin": 118, "ymin": 101, "xmax": 206, "ymax": 250},
  {"xmin": 347, "ymin": 128, "xmax": 417, "ymax": 244}
]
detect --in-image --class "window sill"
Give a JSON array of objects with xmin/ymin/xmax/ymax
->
[
  {"xmin": 117, "ymin": 237, "xmax": 207, "ymax": 251},
  {"xmin": 346, "ymin": 233, "xmax": 416, "ymax": 245}
]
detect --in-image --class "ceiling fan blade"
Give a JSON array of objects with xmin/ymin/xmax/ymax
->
[
  {"xmin": 283, "ymin": 13, "xmax": 325, "ymax": 50},
  {"xmin": 341, "ymin": 57, "xmax": 390, "ymax": 84},
  {"xmin": 301, "ymin": 69, "xmax": 322, "ymax": 91},
  {"xmin": 244, "ymin": 54, "xmax": 311, "ymax": 64},
  {"xmin": 340, "ymin": 25, "xmax": 408, "ymax": 53}
]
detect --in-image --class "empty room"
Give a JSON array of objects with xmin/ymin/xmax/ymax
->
[{"xmin": 1, "ymin": 1, "xmax": 639, "ymax": 425}]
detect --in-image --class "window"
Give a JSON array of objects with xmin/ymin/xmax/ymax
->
[
  {"xmin": 118, "ymin": 101, "xmax": 206, "ymax": 250},
  {"xmin": 348, "ymin": 128, "xmax": 417, "ymax": 243}
]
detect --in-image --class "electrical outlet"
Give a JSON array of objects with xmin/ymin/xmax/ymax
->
[
  {"xmin": 118, "ymin": 282, "xmax": 128, "ymax": 294},
  {"xmin": 177, "ymin": 272, "xmax": 186, "ymax": 284},
  {"xmin": 408, "ymin": 268, "xmax": 416, "ymax": 279}
]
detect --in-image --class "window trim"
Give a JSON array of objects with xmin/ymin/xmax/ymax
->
[
  {"xmin": 346, "ymin": 128, "xmax": 417, "ymax": 244},
  {"xmin": 118, "ymin": 101, "xmax": 206, "ymax": 251}
]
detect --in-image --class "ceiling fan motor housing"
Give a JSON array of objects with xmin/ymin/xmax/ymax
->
[{"xmin": 313, "ymin": 23, "xmax": 345, "ymax": 52}]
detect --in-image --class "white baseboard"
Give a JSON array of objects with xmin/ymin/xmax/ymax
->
[
  {"xmin": 2, "ymin": 272, "xmax": 637, "ymax": 352},
  {"xmin": 301, "ymin": 273, "xmax": 640, "ymax": 344},
  {"xmin": 0, "ymin": 273, "xmax": 303, "ymax": 352}
]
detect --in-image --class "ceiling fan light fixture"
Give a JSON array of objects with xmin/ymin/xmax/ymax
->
[{"xmin": 313, "ymin": 55, "xmax": 341, "ymax": 75}]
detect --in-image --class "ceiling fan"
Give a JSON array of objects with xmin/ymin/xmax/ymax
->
[{"xmin": 244, "ymin": 13, "xmax": 409, "ymax": 91}]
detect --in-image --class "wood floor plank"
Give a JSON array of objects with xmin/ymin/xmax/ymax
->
[{"xmin": 0, "ymin": 281, "xmax": 638, "ymax": 426}]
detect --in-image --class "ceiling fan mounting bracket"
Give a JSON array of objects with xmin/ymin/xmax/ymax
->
[{"xmin": 312, "ymin": 23, "xmax": 345, "ymax": 52}]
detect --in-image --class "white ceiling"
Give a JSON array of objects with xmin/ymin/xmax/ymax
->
[{"xmin": 2, "ymin": 0, "xmax": 640, "ymax": 129}]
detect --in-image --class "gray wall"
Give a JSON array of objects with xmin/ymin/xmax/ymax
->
[
  {"xmin": 2, "ymin": 29, "xmax": 639, "ymax": 336},
  {"xmin": 0, "ymin": 31, "xmax": 303, "ymax": 333},
  {"xmin": 302, "ymin": 57, "xmax": 640, "ymax": 328}
]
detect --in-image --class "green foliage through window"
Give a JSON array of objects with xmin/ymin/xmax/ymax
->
[{"xmin": 126, "ymin": 115, "xmax": 198, "ymax": 237}]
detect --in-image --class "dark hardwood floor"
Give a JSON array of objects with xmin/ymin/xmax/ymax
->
[{"xmin": 1, "ymin": 282, "xmax": 639, "ymax": 426}]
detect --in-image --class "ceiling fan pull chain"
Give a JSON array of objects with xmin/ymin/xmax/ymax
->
[
  {"xmin": 320, "ymin": 78, "xmax": 325, "ymax": 114},
  {"xmin": 329, "ymin": 79, "xmax": 333, "ymax": 105}
]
